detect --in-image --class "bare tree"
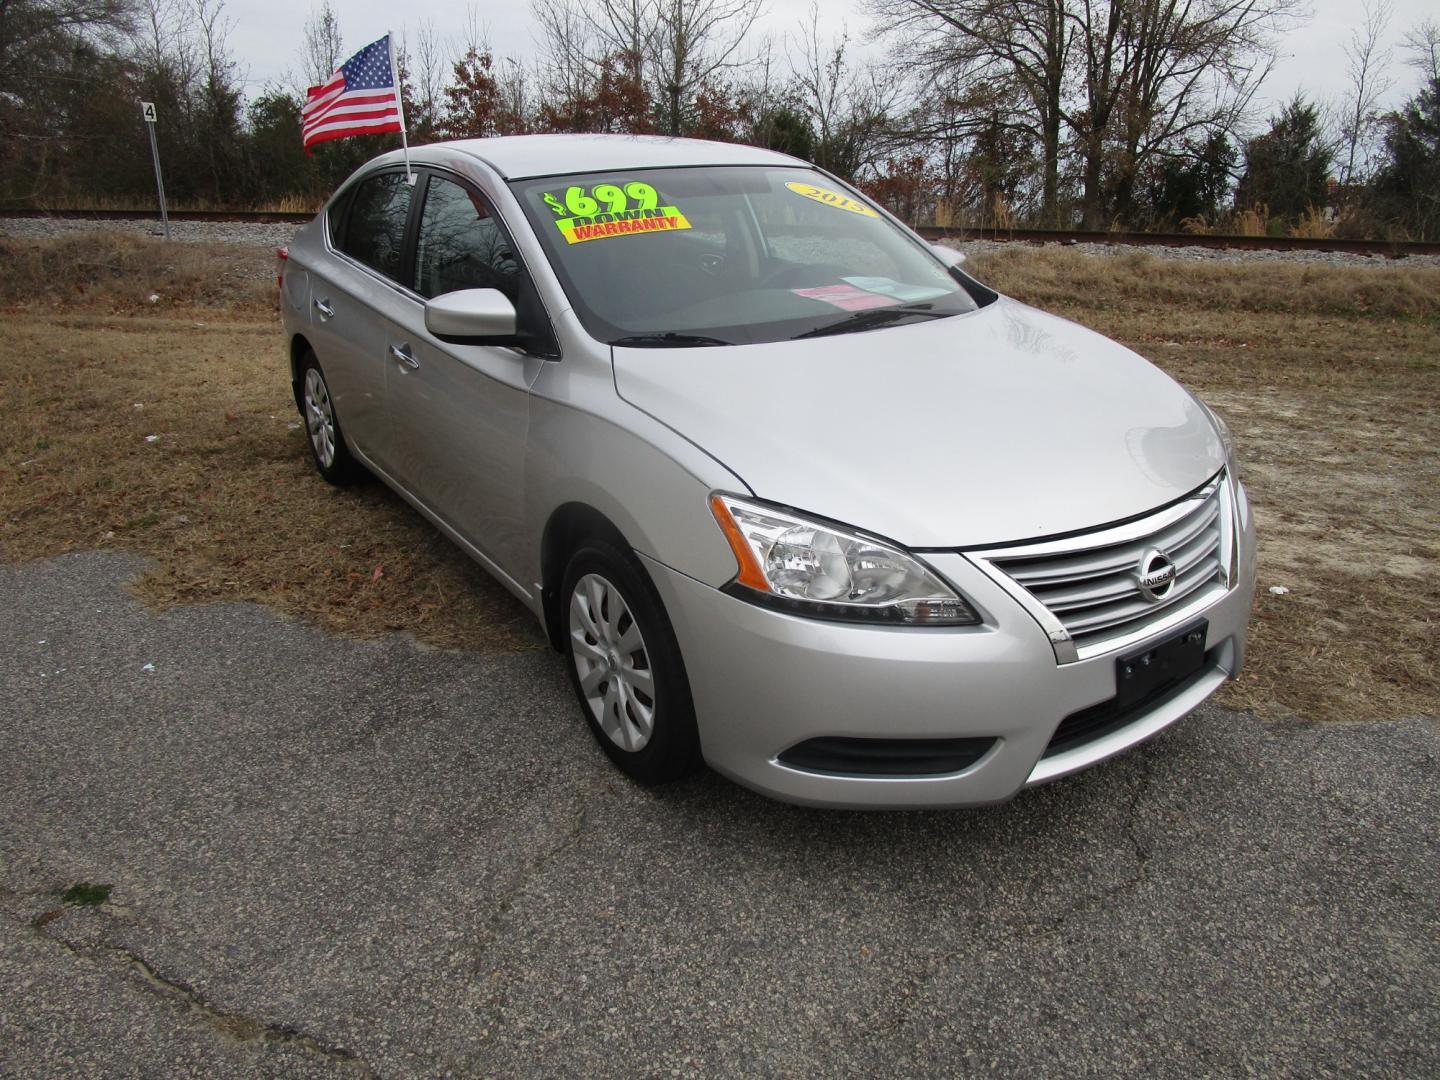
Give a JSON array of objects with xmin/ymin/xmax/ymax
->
[
  {"xmin": 1338, "ymin": 0, "xmax": 1394, "ymax": 186},
  {"xmin": 189, "ymin": 0, "xmax": 243, "ymax": 197},
  {"xmin": 531, "ymin": 0, "xmax": 655, "ymax": 132},
  {"xmin": 532, "ymin": 0, "xmax": 763, "ymax": 135},
  {"xmin": 458, "ymin": 4, "xmax": 489, "ymax": 57},
  {"xmin": 0, "ymin": 0, "xmax": 139, "ymax": 203},
  {"xmin": 1401, "ymin": 17, "xmax": 1439, "ymax": 85},
  {"xmin": 193, "ymin": 0, "xmax": 236, "ymax": 112},
  {"xmin": 789, "ymin": 9, "xmax": 899, "ymax": 178},
  {"xmin": 410, "ymin": 18, "xmax": 450, "ymax": 133},
  {"xmin": 650, "ymin": 0, "xmax": 765, "ymax": 135},
  {"xmin": 1084, "ymin": 0, "xmax": 1297, "ymax": 227},
  {"xmin": 892, "ymin": 77, "xmax": 1043, "ymax": 225},
  {"xmin": 872, "ymin": 0, "xmax": 1298, "ymax": 226},
  {"xmin": 133, "ymin": 0, "xmax": 194, "ymax": 78},
  {"xmin": 532, "ymin": 0, "xmax": 599, "ymax": 117},
  {"xmin": 867, "ymin": 0, "xmax": 1071, "ymax": 223},
  {"xmin": 298, "ymin": 0, "xmax": 341, "ymax": 88},
  {"xmin": 584, "ymin": 0, "xmax": 655, "ymax": 89},
  {"xmin": 497, "ymin": 56, "xmax": 531, "ymax": 130},
  {"xmin": 0, "ymin": 0, "xmax": 137, "ymax": 94}
]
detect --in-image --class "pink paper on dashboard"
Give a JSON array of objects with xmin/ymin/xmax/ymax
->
[{"xmin": 791, "ymin": 285, "xmax": 901, "ymax": 311}]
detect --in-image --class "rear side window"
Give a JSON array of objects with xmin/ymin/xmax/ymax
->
[
  {"xmin": 413, "ymin": 175, "xmax": 519, "ymax": 300},
  {"xmin": 325, "ymin": 188, "xmax": 352, "ymax": 248},
  {"xmin": 339, "ymin": 172, "xmax": 413, "ymax": 280}
]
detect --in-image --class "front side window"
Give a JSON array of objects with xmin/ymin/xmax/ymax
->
[
  {"xmin": 338, "ymin": 172, "xmax": 413, "ymax": 280},
  {"xmin": 511, "ymin": 166, "xmax": 981, "ymax": 346},
  {"xmin": 413, "ymin": 175, "xmax": 520, "ymax": 300}
]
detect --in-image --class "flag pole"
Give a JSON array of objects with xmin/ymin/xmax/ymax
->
[{"xmin": 387, "ymin": 30, "xmax": 413, "ymax": 184}]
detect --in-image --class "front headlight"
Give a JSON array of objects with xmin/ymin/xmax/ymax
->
[{"xmin": 708, "ymin": 494, "xmax": 980, "ymax": 625}]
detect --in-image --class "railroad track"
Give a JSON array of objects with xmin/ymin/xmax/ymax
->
[
  {"xmin": 0, "ymin": 208, "xmax": 315, "ymax": 225},
  {"xmin": 3, "ymin": 207, "xmax": 1437, "ymax": 258},
  {"xmin": 915, "ymin": 225, "xmax": 1440, "ymax": 258}
]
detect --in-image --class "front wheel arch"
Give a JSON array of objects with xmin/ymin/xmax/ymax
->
[
  {"xmin": 539, "ymin": 503, "xmax": 634, "ymax": 653},
  {"xmin": 559, "ymin": 538, "xmax": 702, "ymax": 784}
]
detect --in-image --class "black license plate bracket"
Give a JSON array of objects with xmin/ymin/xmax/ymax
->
[{"xmin": 1114, "ymin": 620, "xmax": 1208, "ymax": 710}]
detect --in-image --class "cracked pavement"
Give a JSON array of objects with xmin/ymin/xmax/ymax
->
[{"xmin": 2, "ymin": 552, "xmax": 1437, "ymax": 1077}]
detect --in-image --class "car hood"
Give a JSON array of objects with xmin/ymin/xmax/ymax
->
[{"xmin": 612, "ymin": 298, "xmax": 1225, "ymax": 548}]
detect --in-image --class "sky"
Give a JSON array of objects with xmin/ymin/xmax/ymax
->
[{"xmin": 226, "ymin": 0, "xmax": 1437, "ymax": 128}]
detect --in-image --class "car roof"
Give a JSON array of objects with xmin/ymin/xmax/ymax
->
[{"xmin": 410, "ymin": 134, "xmax": 804, "ymax": 180}]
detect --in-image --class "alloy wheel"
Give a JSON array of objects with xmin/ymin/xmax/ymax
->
[
  {"xmin": 568, "ymin": 572, "xmax": 656, "ymax": 751},
  {"xmin": 303, "ymin": 367, "xmax": 337, "ymax": 469}
]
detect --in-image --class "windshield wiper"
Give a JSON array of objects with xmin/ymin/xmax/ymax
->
[
  {"xmin": 791, "ymin": 304, "xmax": 947, "ymax": 340},
  {"xmin": 610, "ymin": 332, "xmax": 734, "ymax": 348}
]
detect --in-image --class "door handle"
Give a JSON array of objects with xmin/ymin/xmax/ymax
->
[
  {"xmin": 313, "ymin": 297, "xmax": 334, "ymax": 319},
  {"xmin": 389, "ymin": 343, "xmax": 420, "ymax": 370}
]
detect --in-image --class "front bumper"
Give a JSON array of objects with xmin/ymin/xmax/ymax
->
[{"xmin": 643, "ymin": 484, "xmax": 1256, "ymax": 809}]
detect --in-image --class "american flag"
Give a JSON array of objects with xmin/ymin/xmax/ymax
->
[{"xmin": 302, "ymin": 35, "xmax": 403, "ymax": 149}]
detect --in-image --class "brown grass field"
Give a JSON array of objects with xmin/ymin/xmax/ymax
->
[{"xmin": 2, "ymin": 233, "xmax": 1437, "ymax": 723}]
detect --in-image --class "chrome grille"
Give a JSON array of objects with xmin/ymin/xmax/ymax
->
[{"xmin": 982, "ymin": 474, "xmax": 1230, "ymax": 654}]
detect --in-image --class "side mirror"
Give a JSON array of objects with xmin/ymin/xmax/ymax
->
[
  {"xmin": 424, "ymin": 288, "xmax": 518, "ymax": 344},
  {"xmin": 931, "ymin": 243, "xmax": 966, "ymax": 268}
]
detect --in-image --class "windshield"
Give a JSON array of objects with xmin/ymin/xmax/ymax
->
[{"xmin": 511, "ymin": 166, "xmax": 980, "ymax": 346}]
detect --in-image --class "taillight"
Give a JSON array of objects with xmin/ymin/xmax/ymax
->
[{"xmin": 276, "ymin": 246, "xmax": 289, "ymax": 289}]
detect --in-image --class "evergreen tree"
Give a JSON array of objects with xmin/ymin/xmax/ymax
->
[
  {"xmin": 1143, "ymin": 131, "xmax": 1236, "ymax": 227},
  {"xmin": 1373, "ymin": 78, "xmax": 1440, "ymax": 238},
  {"xmin": 1235, "ymin": 97, "xmax": 1333, "ymax": 226}
]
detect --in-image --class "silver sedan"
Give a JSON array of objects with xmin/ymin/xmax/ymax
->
[{"xmin": 278, "ymin": 134, "xmax": 1256, "ymax": 808}]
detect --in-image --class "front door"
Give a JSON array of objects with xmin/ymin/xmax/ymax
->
[{"xmin": 384, "ymin": 171, "xmax": 546, "ymax": 586}]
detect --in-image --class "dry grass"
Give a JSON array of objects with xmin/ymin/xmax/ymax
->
[
  {"xmin": 0, "ymin": 310, "xmax": 544, "ymax": 653},
  {"xmin": 0, "ymin": 233, "xmax": 277, "ymax": 314},
  {"xmin": 1232, "ymin": 208, "xmax": 1270, "ymax": 237},
  {"xmin": 965, "ymin": 246, "xmax": 1440, "ymax": 320},
  {"xmin": 2, "ymin": 233, "xmax": 1437, "ymax": 723},
  {"xmin": 1289, "ymin": 207, "xmax": 1335, "ymax": 240},
  {"xmin": 15, "ymin": 194, "xmax": 324, "ymax": 214}
]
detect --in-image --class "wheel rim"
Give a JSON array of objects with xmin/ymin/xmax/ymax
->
[
  {"xmin": 303, "ymin": 367, "xmax": 336, "ymax": 469},
  {"xmin": 568, "ymin": 572, "xmax": 656, "ymax": 752}
]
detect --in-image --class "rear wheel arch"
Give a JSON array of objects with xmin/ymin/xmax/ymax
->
[{"xmin": 289, "ymin": 333, "xmax": 314, "ymax": 410}]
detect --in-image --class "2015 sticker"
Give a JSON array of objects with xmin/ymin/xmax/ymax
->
[
  {"xmin": 784, "ymin": 181, "xmax": 880, "ymax": 218},
  {"xmin": 540, "ymin": 181, "xmax": 692, "ymax": 243}
]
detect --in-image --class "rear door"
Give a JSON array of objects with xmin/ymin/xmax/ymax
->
[
  {"xmin": 383, "ymin": 170, "xmax": 550, "ymax": 585},
  {"xmin": 307, "ymin": 169, "xmax": 418, "ymax": 470}
]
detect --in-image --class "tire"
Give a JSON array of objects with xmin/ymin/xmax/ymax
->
[
  {"xmin": 299, "ymin": 352, "xmax": 364, "ymax": 486},
  {"xmin": 561, "ymin": 540, "xmax": 702, "ymax": 785}
]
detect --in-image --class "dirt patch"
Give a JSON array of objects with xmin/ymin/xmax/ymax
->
[
  {"xmin": 1143, "ymin": 324, "xmax": 1439, "ymax": 723},
  {"xmin": 973, "ymin": 251, "xmax": 1439, "ymax": 724},
  {"xmin": 2, "ymin": 236, "xmax": 1437, "ymax": 722}
]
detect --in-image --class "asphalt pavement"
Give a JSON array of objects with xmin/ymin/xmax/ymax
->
[{"xmin": 2, "ymin": 552, "xmax": 1436, "ymax": 1078}]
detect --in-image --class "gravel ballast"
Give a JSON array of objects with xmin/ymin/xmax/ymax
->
[{"xmin": 0, "ymin": 216, "xmax": 301, "ymax": 251}]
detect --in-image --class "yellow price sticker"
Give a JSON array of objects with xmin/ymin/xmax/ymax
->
[
  {"xmin": 554, "ymin": 206, "xmax": 692, "ymax": 244},
  {"xmin": 785, "ymin": 182, "xmax": 880, "ymax": 218}
]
